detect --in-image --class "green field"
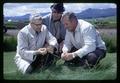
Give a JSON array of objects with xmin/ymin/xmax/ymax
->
[
  {"xmin": 4, "ymin": 16, "xmax": 116, "ymax": 29},
  {"xmin": 84, "ymin": 16, "xmax": 116, "ymax": 29},
  {"xmin": 3, "ymin": 52, "xmax": 117, "ymax": 80}
]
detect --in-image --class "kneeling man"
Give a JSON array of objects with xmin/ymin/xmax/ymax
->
[
  {"xmin": 14, "ymin": 14, "xmax": 58, "ymax": 74},
  {"xmin": 61, "ymin": 12, "xmax": 106, "ymax": 68}
]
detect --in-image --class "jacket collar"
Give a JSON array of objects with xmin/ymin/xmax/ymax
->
[{"xmin": 75, "ymin": 21, "xmax": 81, "ymax": 32}]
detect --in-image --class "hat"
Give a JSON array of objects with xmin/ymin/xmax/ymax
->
[{"xmin": 50, "ymin": 3, "xmax": 65, "ymax": 13}]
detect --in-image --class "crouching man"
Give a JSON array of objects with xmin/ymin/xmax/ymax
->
[
  {"xmin": 14, "ymin": 14, "xmax": 58, "ymax": 74},
  {"xmin": 61, "ymin": 12, "xmax": 106, "ymax": 68}
]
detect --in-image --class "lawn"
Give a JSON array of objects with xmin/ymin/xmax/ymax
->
[{"xmin": 3, "ymin": 52, "xmax": 117, "ymax": 80}]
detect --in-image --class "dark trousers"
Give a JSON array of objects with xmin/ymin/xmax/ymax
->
[
  {"xmin": 65, "ymin": 47, "xmax": 106, "ymax": 67},
  {"xmin": 26, "ymin": 53, "xmax": 55, "ymax": 74}
]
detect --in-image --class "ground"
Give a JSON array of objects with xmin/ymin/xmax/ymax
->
[
  {"xmin": 5, "ymin": 28, "xmax": 116, "ymax": 37},
  {"xmin": 3, "ymin": 52, "xmax": 117, "ymax": 80}
]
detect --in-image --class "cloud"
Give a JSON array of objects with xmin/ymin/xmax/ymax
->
[
  {"xmin": 3, "ymin": 3, "xmax": 116, "ymax": 16},
  {"xmin": 4, "ymin": 3, "xmax": 52, "ymax": 16},
  {"xmin": 64, "ymin": 3, "xmax": 85, "ymax": 13},
  {"xmin": 65, "ymin": 3, "xmax": 116, "ymax": 13}
]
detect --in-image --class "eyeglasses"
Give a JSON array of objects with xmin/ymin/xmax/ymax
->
[{"xmin": 32, "ymin": 23, "xmax": 42, "ymax": 26}]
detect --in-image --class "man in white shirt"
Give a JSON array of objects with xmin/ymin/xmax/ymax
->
[
  {"xmin": 61, "ymin": 12, "xmax": 106, "ymax": 68},
  {"xmin": 14, "ymin": 14, "xmax": 58, "ymax": 74}
]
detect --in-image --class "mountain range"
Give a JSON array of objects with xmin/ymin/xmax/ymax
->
[
  {"xmin": 76, "ymin": 8, "xmax": 116, "ymax": 19},
  {"xmin": 4, "ymin": 8, "xmax": 116, "ymax": 22}
]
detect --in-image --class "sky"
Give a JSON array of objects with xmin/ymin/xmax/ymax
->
[{"xmin": 3, "ymin": 3, "xmax": 116, "ymax": 17}]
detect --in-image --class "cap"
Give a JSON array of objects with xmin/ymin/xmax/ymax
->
[{"xmin": 50, "ymin": 3, "xmax": 65, "ymax": 13}]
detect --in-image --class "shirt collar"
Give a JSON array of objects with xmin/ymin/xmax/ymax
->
[
  {"xmin": 41, "ymin": 25, "xmax": 44, "ymax": 32},
  {"xmin": 74, "ymin": 21, "xmax": 80, "ymax": 32},
  {"xmin": 29, "ymin": 24, "xmax": 45, "ymax": 35}
]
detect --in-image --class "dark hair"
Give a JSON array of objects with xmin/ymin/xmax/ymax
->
[{"xmin": 50, "ymin": 3, "xmax": 65, "ymax": 13}]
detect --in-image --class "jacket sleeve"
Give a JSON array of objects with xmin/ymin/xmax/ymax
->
[
  {"xmin": 62, "ymin": 30, "xmax": 73, "ymax": 53},
  {"xmin": 17, "ymin": 31, "xmax": 37, "ymax": 62},
  {"xmin": 60, "ymin": 22, "xmax": 66, "ymax": 40},
  {"xmin": 73, "ymin": 25, "xmax": 96, "ymax": 58},
  {"xmin": 45, "ymin": 28, "xmax": 58, "ymax": 50}
]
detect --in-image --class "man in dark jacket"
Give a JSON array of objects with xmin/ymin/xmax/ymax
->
[{"xmin": 43, "ymin": 3, "xmax": 66, "ymax": 55}]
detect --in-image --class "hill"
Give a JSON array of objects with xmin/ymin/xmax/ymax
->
[
  {"xmin": 76, "ymin": 8, "xmax": 116, "ymax": 19},
  {"xmin": 4, "ymin": 8, "xmax": 116, "ymax": 22}
]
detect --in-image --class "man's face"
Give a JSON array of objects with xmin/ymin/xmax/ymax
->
[
  {"xmin": 31, "ymin": 20, "xmax": 42, "ymax": 32},
  {"xmin": 52, "ymin": 9, "xmax": 63, "ymax": 21},
  {"xmin": 62, "ymin": 17, "xmax": 74, "ymax": 32}
]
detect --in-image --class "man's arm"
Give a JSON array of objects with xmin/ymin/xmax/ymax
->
[
  {"xmin": 62, "ymin": 30, "xmax": 73, "ymax": 53},
  {"xmin": 17, "ymin": 31, "xmax": 39, "ymax": 61},
  {"xmin": 46, "ymin": 28, "xmax": 58, "ymax": 51},
  {"xmin": 73, "ymin": 25, "xmax": 96, "ymax": 58}
]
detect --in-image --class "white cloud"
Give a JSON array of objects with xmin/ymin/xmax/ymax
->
[
  {"xmin": 3, "ymin": 3, "xmax": 116, "ymax": 17},
  {"xmin": 65, "ymin": 3, "xmax": 116, "ymax": 13},
  {"xmin": 64, "ymin": 3, "xmax": 85, "ymax": 13},
  {"xmin": 3, "ymin": 3, "xmax": 52, "ymax": 16}
]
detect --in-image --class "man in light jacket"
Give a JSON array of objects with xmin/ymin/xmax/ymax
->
[
  {"xmin": 14, "ymin": 14, "xmax": 58, "ymax": 74},
  {"xmin": 42, "ymin": 3, "xmax": 66, "ymax": 54},
  {"xmin": 61, "ymin": 12, "xmax": 106, "ymax": 68}
]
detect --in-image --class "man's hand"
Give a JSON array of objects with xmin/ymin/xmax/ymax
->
[
  {"xmin": 61, "ymin": 52, "xmax": 74, "ymax": 61},
  {"xmin": 46, "ymin": 46, "xmax": 54, "ymax": 54},
  {"xmin": 37, "ymin": 48, "xmax": 47, "ymax": 55}
]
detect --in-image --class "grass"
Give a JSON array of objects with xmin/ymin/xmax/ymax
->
[
  {"xmin": 3, "ymin": 52, "xmax": 117, "ymax": 80},
  {"xmin": 84, "ymin": 16, "xmax": 116, "ymax": 29}
]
